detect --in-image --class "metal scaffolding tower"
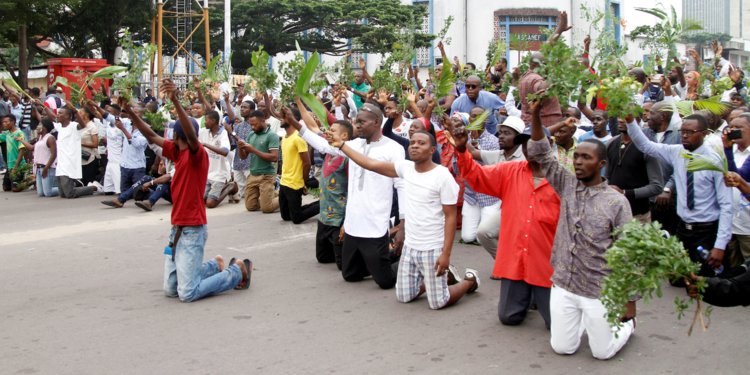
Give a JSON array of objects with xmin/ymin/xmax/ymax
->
[{"xmin": 153, "ymin": 0, "xmax": 211, "ymax": 88}]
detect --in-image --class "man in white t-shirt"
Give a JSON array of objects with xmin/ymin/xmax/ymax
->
[
  {"xmin": 200, "ymin": 110, "xmax": 236, "ymax": 208},
  {"xmin": 332, "ymin": 130, "xmax": 480, "ymax": 309},
  {"xmin": 46, "ymin": 106, "xmax": 97, "ymax": 198}
]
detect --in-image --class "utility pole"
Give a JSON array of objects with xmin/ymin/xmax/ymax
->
[{"xmin": 225, "ymin": 0, "xmax": 231, "ymax": 61}]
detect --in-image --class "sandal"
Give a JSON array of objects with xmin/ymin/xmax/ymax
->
[{"xmin": 234, "ymin": 259, "xmax": 253, "ymax": 290}]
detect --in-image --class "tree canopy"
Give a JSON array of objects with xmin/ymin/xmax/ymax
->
[{"xmin": 204, "ymin": 0, "xmax": 433, "ymax": 72}]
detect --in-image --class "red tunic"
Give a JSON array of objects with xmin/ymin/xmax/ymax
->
[{"xmin": 457, "ymin": 150, "xmax": 560, "ymax": 287}]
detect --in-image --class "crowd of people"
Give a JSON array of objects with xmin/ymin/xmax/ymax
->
[{"xmin": 2, "ymin": 10, "xmax": 750, "ymax": 360}]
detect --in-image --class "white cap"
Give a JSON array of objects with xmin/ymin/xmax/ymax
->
[{"xmin": 500, "ymin": 116, "xmax": 525, "ymax": 135}]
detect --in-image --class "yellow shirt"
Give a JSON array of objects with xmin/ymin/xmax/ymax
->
[{"xmin": 280, "ymin": 131, "xmax": 309, "ymax": 190}]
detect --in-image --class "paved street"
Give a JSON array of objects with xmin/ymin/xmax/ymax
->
[{"xmin": 0, "ymin": 190, "xmax": 746, "ymax": 374}]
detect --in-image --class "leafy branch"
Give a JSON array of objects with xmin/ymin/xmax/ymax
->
[{"xmin": 601, "ymin": 220, "xmax": 710, "ymax": 335}]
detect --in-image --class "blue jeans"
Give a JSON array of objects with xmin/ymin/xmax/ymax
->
[
  {"xmin": 162, "ymin": 225, "xmax": 242, "ymax": 302},
  {"xmin": 117, "ymin": 175, "xmax": 153, "ymax": 203},
  {"xmin": 149, "ymin": 183, "xmax": 172, "ymax": 205},
  {"xmin": 35, "ymin": 167, "xmax": 59, "ymax": 197},
  {"xmin": 119, "ymin": 167, "xmax": 145, "ymax": 194},
  {"xmin": 0, "ymin": 149, "xmax": 5, "ymax": 170}
]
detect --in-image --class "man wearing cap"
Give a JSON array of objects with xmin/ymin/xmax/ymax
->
[
  {"xmin": 297, "ymin": 102, "xmax": 406, "ymax": 289},
  {"xmin": 123, "ymin": 79, "xmax": 252, "ymax": 302},
  {"xmin": 452, "ymin": 118, "xmax": 559, "ymax": 329},
  {"xmin": 464, "ymin": 115, "xmax": 526, "ymax": 258}
]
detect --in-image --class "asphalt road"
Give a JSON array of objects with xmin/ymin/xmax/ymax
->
[{"xmin": 0, "ymin": 190, "xmax": 746, "ymax": 374}]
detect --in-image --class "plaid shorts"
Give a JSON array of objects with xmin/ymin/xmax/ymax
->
[{"xmin": 396, "ymin": 245, "xmax": 450, "ymax": 310}]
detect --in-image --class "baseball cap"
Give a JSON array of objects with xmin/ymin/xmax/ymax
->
[{"xmin": 173, "ymin": 117, "xmax": 200, "ymax": 141}]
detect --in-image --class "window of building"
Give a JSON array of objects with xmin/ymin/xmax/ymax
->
[{"xmin": 413, "ymin": 0, "xmax": 433, "ymax": 67}]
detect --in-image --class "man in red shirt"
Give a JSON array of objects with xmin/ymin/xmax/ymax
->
[
  {"xmin": 452, "ymin": 125, "xmax": 560, "ymax": 329},
  {"xmin": 124, "ymin": 79, "xmax": 251, "ymax": 302}
]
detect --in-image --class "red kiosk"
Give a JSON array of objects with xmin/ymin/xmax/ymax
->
[{"xmin": 47, "ymin": 58, "xmax": 111, "ymax": 100}]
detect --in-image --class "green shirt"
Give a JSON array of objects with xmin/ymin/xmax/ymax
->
[
  {"xmin": 351, "ymin": 82, "xmax": 370, "ymax": 109},
  {"xmin": 0, "ymin": 129, "xmax": 27, "ymax": 169},
  {"xmin": 246, "ymin": 126, "xmax": 279, "ymax": 175}
]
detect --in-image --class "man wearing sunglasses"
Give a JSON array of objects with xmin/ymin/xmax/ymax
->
[{"xmin": 449, "ymin": 75, "xmax": 504, "ymax": 136}]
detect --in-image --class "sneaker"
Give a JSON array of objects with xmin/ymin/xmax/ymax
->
[
  {"xmin": 446, "ymin": 265, "xmax": 461, "ymax": 286},
  {"xmin": 135, "ymin": 201, "xmax": 153, "ymax": 212},
  {"xmin": 465, "ymin": 268, "xmax": 480, "ymax": 293},
  {"xmin": 90, "ymin": 181, "xmax": 104, "ymax": 192},
  {"xmin": 0, "ymin": 168, "xmax": 6, "ymax": 174},
  {"xmin": 101, "ymin": 199, "xmax": 123, "ymax": 208}
]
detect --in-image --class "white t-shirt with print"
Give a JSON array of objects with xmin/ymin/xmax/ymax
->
[
  {"xmin": 394, "ymin": 160, "xmax": 459, "ymax": 250},
  {"xmin": 199, "ymin": 127, "xmax": 231, "ymax": 182}
]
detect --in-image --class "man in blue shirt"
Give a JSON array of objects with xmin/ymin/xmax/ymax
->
[
  {"xmin": 450, "ymin": 75, "xmax": 504, "ymax": 135},
  {"xmin": 102, "ymin": 116, "xmax": 148, "ymax": 208},
  {"xmin": 627, "ymin": 114, "xmax": 733, "ymax": 277}
]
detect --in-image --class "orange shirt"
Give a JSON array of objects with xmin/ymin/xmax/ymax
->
[{"xmin": 457, "ymin": 150, "xmax": 560, "ymax": 287}]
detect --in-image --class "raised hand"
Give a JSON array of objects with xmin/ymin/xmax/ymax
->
[
  {"xmin": 555, "ymin": 11, "xmax": 572, "ymax": 35},
  {"xmin": 450, "ymin": 122, "xmax": 469, "ymax": 153}
]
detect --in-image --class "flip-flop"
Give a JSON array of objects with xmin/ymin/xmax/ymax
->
[{"xmin": 235, "ymin": 259, "xmax": 252, "ymax": 290}]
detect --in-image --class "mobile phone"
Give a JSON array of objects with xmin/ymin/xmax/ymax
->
[{"xmin": 728, "ymin": 129, "xmax": 743, "ymax": 140}]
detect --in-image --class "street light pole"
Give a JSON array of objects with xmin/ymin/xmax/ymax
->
[{"xmin": 225, "ymin": 0, "xmax": 231, "ymax": 63}]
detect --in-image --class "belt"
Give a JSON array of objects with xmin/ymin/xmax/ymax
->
[
  {"xmin": 35, "ymin": 164, "xmax": 46, "ymax": 169},
  {"xmin": 679, "ymin": 220, "xmax": 718, "ymax": 231}
]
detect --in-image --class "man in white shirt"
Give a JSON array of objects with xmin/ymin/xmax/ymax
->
[
  {"xmin": 47, "ymin": 106, "xmax": 97, "ymax": 198},
  {"xmin": 200, "ymin": 110, "xmax": 235, "ymax": 208},
  {"xmin": 332, "ymin": 129, "xmax": 480, "ymax": 308},
  {"xmin": 298, "ymin": 103, "xmax": 405, "ymax": 289}
]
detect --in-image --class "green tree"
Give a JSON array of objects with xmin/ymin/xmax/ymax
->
[
  {"xmin": 680, "ymin": 32, "xmax": 732, "ymax": 60},
  {"xmin": 52, "ymin": 0, "xmax": 153, "ymax": 64},
  {"xmin": 198, "ymin": 0, "xmax": 432, "ymax": 72},
  {"xmin": 630, "ymin": 5, "xmax": 703, "ymax": 68},
  {"xmin": 0, "ymin": 0, "xmax": 72, "ymax": 88}
]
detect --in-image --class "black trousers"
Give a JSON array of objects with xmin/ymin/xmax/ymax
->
[
  {"xmin": 341, "ymin": 232, "xmax": 396, "ymax": 289},
  {"xmin": 676, "ymin": 220, "xmax": 729, "ymax": 277},
  {"xmin": 499, "ymin": 279, "xmax": 551, "ymax": 330},
  {"xmin": 81, "ymin": 159, "xmax": 100, "ymax": 185},
  {"xmin": 651, "ymin": 200, "xmax": 679, "ymax": 235},
  {"xmin": 279, "ymin": 185, "xmax": 320, "ymax": 224},
  {"xmin": 316, "ymin": 221, "xmax": 343, "ymax": 270}
]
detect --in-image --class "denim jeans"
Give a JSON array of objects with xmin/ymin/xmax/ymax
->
[
  {"xmin": 148, "ymin": 183, "xmax": 172, "ymax": 205},
  {"xmin": 163, "ymin": 225, "xmax": 242, "ymax": 302},
  {"xmin": 119, "ymin": 167, "xmax": 146, "ymax": 194},
  {"xmin": 35, "ymin": 167, "xmax": 59, "ymax": 197},
  {"xmin": 117, "ymin": 175, "xmax": 154, "ymax": 203}
]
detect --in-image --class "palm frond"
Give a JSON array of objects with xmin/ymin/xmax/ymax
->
[
  {"xmin": 664, "ymin": 96, "xmax": 729, "ymax": 117},
  {"xmin": 434, "ymin": 59, "xmax": 455, "ymax": 100},
  {"xmin": 636, "ymin": 7, "xmax": 667, "ymax": 20},
  {"xmin": 464, "ymin": 110, "xmax": 490, "ymax": 131}
]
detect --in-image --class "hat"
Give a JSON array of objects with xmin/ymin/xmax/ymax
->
[
  {"xmin": 513, "ymin": 126, "xmax": 551, "ymax": 146},
  {"xmin": 500, "ymin": 116, "xmax": 525, "ymax": 135},
  {"xmin": 173, "ymin": 117, "xmax": 200, "ymax": 141}
]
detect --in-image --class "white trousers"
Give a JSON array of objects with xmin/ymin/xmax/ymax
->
[
  {"xmin": 461, "ymin": 201, "xmax": 500, "ymax": 243},
  {"xmin": 549, "ymin": 285, "xmax": 634, "ymax": 360},
  {"xmin": 103, "ymin": 159, "xmax": 121, "ymax": 194},
  {"xmin": 476, "ymin": 207, "xmax": 501, "ymax": 258}
]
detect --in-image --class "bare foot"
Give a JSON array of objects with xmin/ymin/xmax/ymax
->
[{"xmin": 215, "ymin": 255, "xmax": 225, "ymax": 272}]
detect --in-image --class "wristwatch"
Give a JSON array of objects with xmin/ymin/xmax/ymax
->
[{"xmin": 663, "ymin": 187, "xmax": 671, "ymax": 193}]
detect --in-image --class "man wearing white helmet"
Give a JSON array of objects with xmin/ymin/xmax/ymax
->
[{"xmin": 463, "ymin": 116, "xmax": 526, "ymax": 258}]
